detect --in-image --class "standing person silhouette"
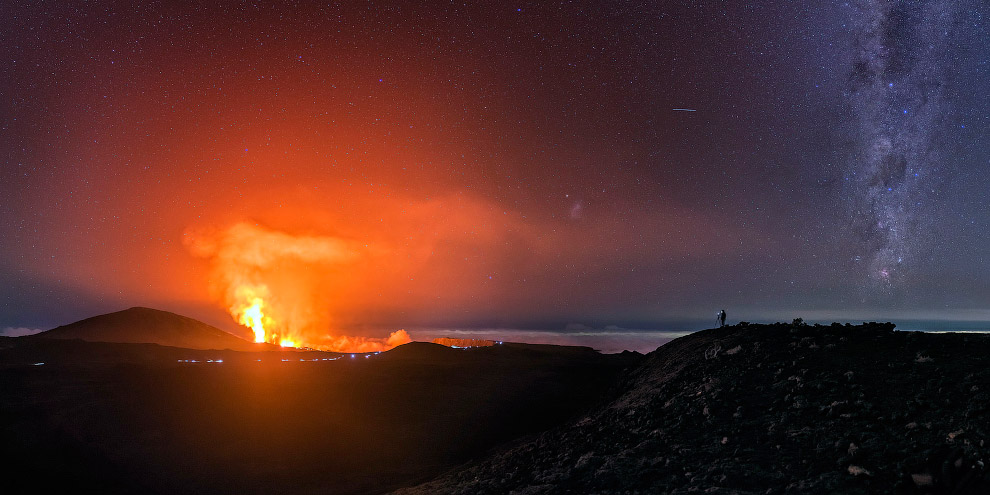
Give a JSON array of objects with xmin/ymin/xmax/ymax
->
[{"xmin": 718, "ymin": 309, "xmax": 726, "ymax": 328}]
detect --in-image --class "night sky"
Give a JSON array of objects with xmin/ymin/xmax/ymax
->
[{"xmin": 3, "ymin": 1, "xmax": 990, "ymax": 340}]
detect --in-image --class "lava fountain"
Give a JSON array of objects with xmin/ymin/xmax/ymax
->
[
  {"xmin": 233, "ymin": 286, "xmax": 269, "ymax": 343},
  {"xmin": 230, "ymin": 284, "xmax": 301, "ymax": 347}
]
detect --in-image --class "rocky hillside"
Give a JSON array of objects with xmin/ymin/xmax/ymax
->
[{"xmin": 394, "ymin": 322, "xmax": 990, "ymax": 494}]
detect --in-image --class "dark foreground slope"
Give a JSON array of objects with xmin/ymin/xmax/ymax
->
[
  {"xmin": 394, "ymin": 323, "xmax": 990, "ymax": 495},
  {"xmin": 0, "ymin": 338, "xmax": 639, "ymax": 495},
  {"xmin": 36, "ymin": 306, "xmax": 270, "ymax": 351}
]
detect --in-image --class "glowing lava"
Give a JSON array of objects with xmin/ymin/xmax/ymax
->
[
  {"xmin": 241, "ymin": 298, "xmax": 266, "ymax": 343},
  {"xmin": 232, "ymin": 285, "xmax": 277, "ymax": 344},
  {"xmin": 230, "ymin": 285, "xmax": 304, "ymax": 348}
]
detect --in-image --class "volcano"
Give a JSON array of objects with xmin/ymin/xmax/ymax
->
[{"xmin": 36, "ymin": 306, "xmax": 269, "ymax": 351}]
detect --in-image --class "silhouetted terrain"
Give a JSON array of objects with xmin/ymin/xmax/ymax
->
[
  {"xmin": 394, "ymin": 323, "xmax": 990, "ymax": 494},
  {"xmin": 5, "ymin": 316, "xmax": 989, "ymax": 494},
  {"xmin": 37, "ymin": 306, "xmax": 273, "ymax": 351},
  {"xmin": 0, "ymin": 310, "xmax": 639, "ymax": 495}
]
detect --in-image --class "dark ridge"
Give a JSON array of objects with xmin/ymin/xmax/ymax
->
[
  {"xmin": 394, "ymin": 322, "xmax": 990, "ymax": 494},
  {"xmin": 35, "ymin": 306, "xmax": 273, "ymax": 351},
  {"xmin": 381, "ymin": 341, "xmax": 458, "ymax": 360}
]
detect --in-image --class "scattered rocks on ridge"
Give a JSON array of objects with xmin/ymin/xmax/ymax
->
[{"xmin": 394, "ymin": 322, "xmax": 990, "ymax": 494}]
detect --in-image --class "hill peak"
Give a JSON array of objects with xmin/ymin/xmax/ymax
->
[{"xmin": 37, "ymin": 307, "xmax": 269, "ymax": 351}]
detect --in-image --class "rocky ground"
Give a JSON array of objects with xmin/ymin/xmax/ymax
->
[{"xmin": 393, "ymin": 322, "xmax": 990, "ymax": 494}]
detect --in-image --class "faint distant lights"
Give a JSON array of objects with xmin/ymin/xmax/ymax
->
[{"xmin": 173, "ymin": 355, "xmax": 358, "ymax": 364}]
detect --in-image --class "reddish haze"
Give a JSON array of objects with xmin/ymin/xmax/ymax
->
[{"xmin": 0, "ymin": 3, "xmax": 756, "ymax": 335}]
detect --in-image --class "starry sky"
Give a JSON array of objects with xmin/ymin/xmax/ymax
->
[{"xmin": 3, "ymin": 0, "xmax": 990, "ymax": 338}]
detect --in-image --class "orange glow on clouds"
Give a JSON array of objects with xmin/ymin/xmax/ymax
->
[{"xmin": 0, "ymin": 6, "xmax": 764, "ymax": 335}]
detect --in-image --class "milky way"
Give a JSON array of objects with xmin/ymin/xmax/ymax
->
[{"xmin": 845, "ymin": 0, "xmax": 957, "ymax": 287}]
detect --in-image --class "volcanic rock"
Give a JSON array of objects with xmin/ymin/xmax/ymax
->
[{"xmin": 393, "ymin": 322, "xmax": 990, "ymax": 494}]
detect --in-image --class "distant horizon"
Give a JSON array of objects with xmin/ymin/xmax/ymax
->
[
  {"xmin": 7, "ymin": 301, "xmax": 990, "ymax": 334},
  {"xmin": 5, "ymin": 305, "xmax": 989, "ymax": 354}
]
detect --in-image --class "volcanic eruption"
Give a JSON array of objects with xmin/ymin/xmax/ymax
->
[{"xmin": 185, "ymin": 222, "xmax": 410, "ymax": 352}]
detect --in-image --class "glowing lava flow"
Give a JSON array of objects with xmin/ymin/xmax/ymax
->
[
  {"xmin": 231, "ymin": 285, "xmax": 283, "ymax": 345},
  {"xmin": 231, "ymin": 286, "xmax": 304, "ymax": 348},
  {"xmin": 240, "ymin": 297, "xmax": 267, "ymax": 343}
]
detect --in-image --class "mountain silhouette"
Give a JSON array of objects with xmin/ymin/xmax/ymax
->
[{"xmin": 36, "ymin": 306, "xmax": 269, "ymax": 351}]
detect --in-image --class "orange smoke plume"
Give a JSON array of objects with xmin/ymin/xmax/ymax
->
[{"xmin": 184, "ymin": 222, "xmax": 411, "ymax": 352}]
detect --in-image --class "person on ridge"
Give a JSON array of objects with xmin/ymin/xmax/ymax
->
[{"xmin": 717, "ymin": 309, "xmax": 726, "ymax": 328}]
